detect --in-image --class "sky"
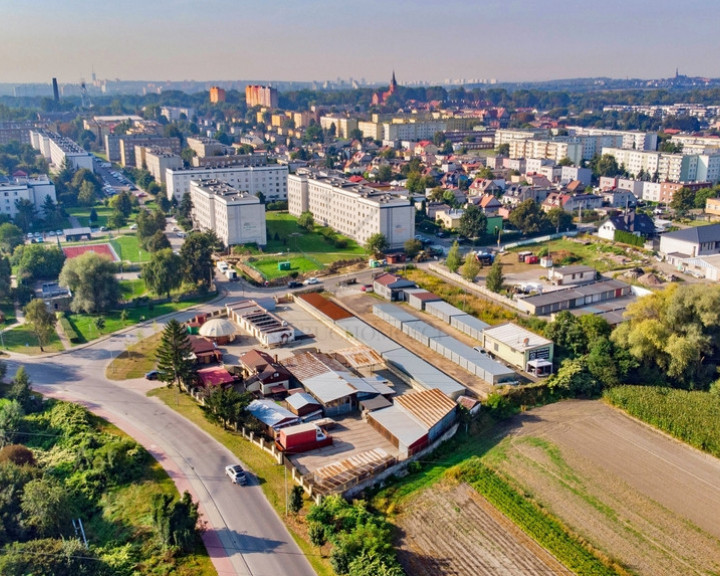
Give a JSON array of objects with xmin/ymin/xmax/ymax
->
[{"xmin": 1, "ymin": 0, "xmax": 719, "ymax": 85}]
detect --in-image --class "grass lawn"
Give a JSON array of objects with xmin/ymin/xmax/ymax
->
[
  {"xmin": 68, "ymin": 205, "xmax": 116, "ymax": 228},
  {"xmin": 2, "ymin": 324, "xmax": 64, "ymax": 354},
  {"xmin": 120, "ymin": 278, "xmax": 147, "ymax": 299},
  {"xmin": 250, "ymin": 255, "xmax": 323, "ymax": 280},
  {"xmin": 0, "ymin": 300, "xmax": 16, "ymax": 324},
  {"xmin": 111, "ymin": 234, "xmax": 151, "ymax": 263},
  {"xmin": 264, "ymin": 212, "xmax": 366, "ymax": 255},
  {"xmin": 106, "ymin": 331, "xmax": 162, "ymax": 380},
  {"xmin": 148, "ymin": 387, "xmax": 335, "ymax": 576},
  {"xmin": 67, "ymin": 294, "xmax": 213, "ymax": 343}
]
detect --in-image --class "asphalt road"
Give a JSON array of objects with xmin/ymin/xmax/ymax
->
[{"xmin": 5, "ymin": 280, "xmax": 317, "ymax": 576}]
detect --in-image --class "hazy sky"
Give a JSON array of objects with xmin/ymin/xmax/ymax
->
[{"xmin": 1, "ymin": 0, "xmax": 718, "ymax": 84}]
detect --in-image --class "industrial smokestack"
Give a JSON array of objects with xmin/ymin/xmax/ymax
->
[{"xmin": 52, "ymin": 78, "xmax": 59, "ymax": 102}]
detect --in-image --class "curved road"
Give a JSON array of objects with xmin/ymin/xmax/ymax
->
[{"xmin": 5, "ymin": 278, "xmax": 317, "ymax": 576}]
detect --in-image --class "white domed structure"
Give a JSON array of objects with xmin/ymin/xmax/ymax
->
[{"xmin": 198, "ymin": 318, "xmax": 237, "ymax": 344}]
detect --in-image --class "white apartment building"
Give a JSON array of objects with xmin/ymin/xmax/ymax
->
[
  {"xmin": 190, "ymin": 179, "xmax": 266, "ymax": 247},
  {"xmin": 601, "ymin": 147, "xmax": 720, "ymax": 183},
  {"xmin": 29, "ymin": 130, "xmax": 94, "ymax": 172},
  {"xmin": 143, "ymin": 149, "xmax": 183, "ymax": 184},
  {"xmin": 288, "ymin": 169, "xmax": 414, "ymax": 249},
  {"xmin": 166, "ymin": 164, "xmax": 288, "ymax": 203},
  {"xmin": 566, "ymin": 127, "xmax": 657, "ymax": 152},
  {"xmin": 0, "ymin": 176, "xmax": 57, "ymax": 219},
  {"xmin": 383, "ymin": 120, "xmax": 447, "ymax": 142},
  {"xmin": 494, "ymin": 129, "xmax": 539, "ymax": 148},
  {"xmin": 186, "ymin": 137, "xmax": 224, "ymax": 158},
  {"xmin": 509, "ymin": 139, "xmax": 583, "ymax": 165}
]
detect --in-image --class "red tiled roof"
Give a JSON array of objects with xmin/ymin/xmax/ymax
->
[
  {"xmin": 372, "ymin": 272, "xmax": 400, "ymax": 286},
  {"xmin": 196, "ymin": 366, "xmax": 235, "ymax": 387}
]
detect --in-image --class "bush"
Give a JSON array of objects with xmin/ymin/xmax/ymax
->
[
  {"xmin": 57, "ymin": 316, "xmax": 79, "ymax": 343},
  {"xmin": 309, "ymin": 522, "xmax": 326, "ymax": 546},
  {"xmin": 0, "ymin": 444, "xmax": 36, "ymax": 466}
]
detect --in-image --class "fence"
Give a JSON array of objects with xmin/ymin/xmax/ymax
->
[{"xmin": 428, "ymin": 263, "xmax": 521, "ymax": 311}]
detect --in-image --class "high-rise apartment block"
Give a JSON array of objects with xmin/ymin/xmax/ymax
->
[
  {"xmin": 166, "ymin": 164, "xmax": 288, "ymax": 203},
  {"xmin": 190, "ymin": 179, "xmax": 267, "ymax": 247},
  {"xmin": 209, "ymin": 86, "xmax": 226, "ymax": 103},
  {"xmin": 288, "ymin": 169, "xmax": 414, "ymax": 249},
  {"xmin": 0, "ymin": 176, "xmax": 57, "ymax": 219},
  {"xmin": 245, "ymin": 85, "xmax": 279, "ymax": 109},
  {"xmin": 29, "ymin": 130, "xmax": 94, "ymax": 172}
]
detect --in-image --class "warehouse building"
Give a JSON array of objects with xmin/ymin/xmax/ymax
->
[
  {"xmin": 516, "ymin": 279, "xmax": 632, "ymax": 316},
  {"xmin": 482, "ymin": 323, "xmax": 554, "ymax": 375}
]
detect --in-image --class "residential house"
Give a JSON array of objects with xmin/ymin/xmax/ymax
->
[
  {"xmin": 188, "ymin": 336, "xmax": 222, "ymax": 365},
  {"xmin": 285, "ymin": 392, "xmax": 323, "ymax": 420},
  {"xmin": 481, "ymin": 323, "xmax": 554, "ymax": 373},
  {"xmin": 468, "ymin": 193, "xmax": 502, "ymax": 216},
  {"xmin": 424, "ymin": 201, "xmax": 453, "ymax": 219},
  {"xmin": 706, "ymin": 197, "xmax": 720, "ymax": 217},
  {"xmin": 548, "ymin": 265, "xmax": 597, "ymax": 286},
  {"xmin": 601, "ymin": 189, "xmax": 638, "ymax": 209},
  {"xmin": 373, "ymin": 272, "xmax": 416, "ymax": 301},
  {"xmin": 501, "ymin": 184, "xmax": 551, "ymax": 207},
  {"xmin": 435, "ymin": 208, "xmax": 464, "ymax": 230},
  {"xmin": 239, "ymin": 349, "xmax": 293, "ymax": 396},
  {"xmin": 597, "ymin": 211, "xmax": 655, "ymax": 241},
  {"xmin": 659, "ymin": 223, "xmax": 720, "ymax": 265}
]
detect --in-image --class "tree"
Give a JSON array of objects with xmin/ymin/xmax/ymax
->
[
  {"xmin": 495, "ymin": 143, "xmax": 510, "ymax": 156},
  {"xmin": 23, "ymin": 299, "xmax": 56, "ymax": 352},
  {"xmin": 88, "ymin": 207, "xmax": 98, "ymax": 224},
  {"xmin": 546, "ymin": 207, "xmax": 574, "ymax": 233},
  {"xmin": 0, "ymin": 223, "xmax": 24, "ymax": 254},
  {"xmin": 427, "ymin": 186, "xmax": 445, "ymax": 202},
  {"xmin": 151, "ymin": 491, "xmax": 199, "ymax": 552},
  {"xmin": 143, "ymin": 249, "xmax": 183, "ymax": 297},
  {"xmin": 0, "ymin": 400, "xmax": 23, "ymax": 447},
  {"xmin": 156, "ymin": 319, "xmax": 194, "ymax": 390},
  {"xmin": 460, "ymin": 252, "xmax": 481, "ymax": 281},
  {"xmin": 544, "ymin": 310, "xmax": 588, "ymax": 360},
  {"xmin": 694, "ymin": 187, "xmax": 718, "ymax": 210},
  {"xmin": 446, "ymin": 240, "xmax": 462, "ymax": 272},
  {"xmin": 458, "ymin": 204, "xmax": 487, "ymax": 239},
  {"xmin": 107, "ymin": 208, "xmax": 127, "ymax": 230},
  {"xmin": 13, "ymin": 199, "xmax": 35, "ymax": 232},
  {"xmin": 77, "ymin": 180, "xmax": 96, "ymax": 206},
  {"xmin": 16, "ymin": 244, "xmax": 65, "ymax": 283},
  {"xmin": 298, "ymin": 211, "xmax": 315, "ymax": 232},
  {"xmin": 403, "ymin": 238, "xmax": 422, "ymax": 259},
  {"xmin": 176, "ymin": 192, "xmax": 193, "ymax": 230},
  {"xmin": 109, "ymin": 190, "xmax": 133, "ymax": 218},
  {"xmin": 204, "ymin": 387, "xmax": 252, "ymax": 428},
  {"xmin": 486, "ymin": 259, "xmax": 504, "ymax": 293},
  {"xmin": 376, "ymin": 165, "xmax": 393, "ymax": 182},
  {"xmin": 59, "ymin": 252, "xmax": 120, "ymax": 314},
  {"xmin": 289, "ymin": 485, "xmax": 304, "ymax": 515},
  {"xmin": 20, "ymin": 477, "xmax": 75, "ymax": 537},
  {"xmin": 365, "ymin": 233, "xmax": 388, "ymax": 256},
  {"xmin": 558, "ymin": 156, "xmax": 574, "ymax": 167},
  {"xmin": 180, "ymin": 230, "xmax": 223, "ymax": 289},
  {"xmin": 669, "ymin": 186, "xmax": 695, "ymax": 217},
  {"xmin": 547, "ymin": 357, "xmax": 600, "ymax": 397},
  {"xmin": 0, "ymin": 538, "xmax": 114, "ymax": 576},
  {"xmin": 592, "ymin": 154, "xmax": 620, "ymax": 178},
  {"xmin": 508, "ymin": 199, "xmax": 551, "ymax": 236},
  {"xmin": 145, "ymin": 230, "xmax": 172, "ymax": 252}
]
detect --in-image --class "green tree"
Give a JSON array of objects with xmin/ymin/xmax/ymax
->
[
  {"xmin": 376, "ymin": 165, "xmax": 393, "ymax": 182},
  {"xmin": 544, "ymin": 310, "xmax": 588, "ymax": 360},
  {"xmin": 109, "ymin": 190, "xmax": 133, "ymax": 218},
  {"xmin": 546, "ymin": 207, "xmax": 574, "ymax": 233},
  {"xmin": 289, "ymin": 484, "xmax": 304, "ymax": 515},
  {"xmin": 107, "ymin": 208, "xmax": 127, "ymax": 230},
  {"xmin": 20, "ymin": 477, "xmax": 75, "ymax": 537},
  {"xmin": 23, "ymin": 299, "xmax": 57, "ymax": 352},
  {"xmin": 403, "ymin": 238, "xmax": 422, "ymax": 259},
  {"xmin": 145, "ymin": 230, "xmax": 172, "ymax": 252},
  {"xmin": 77, "ymin": 180, "xmax": 96, "ymax": 206},
  {"xmin": 143, "ymin": 248, "xmax": 183, "ymax": 297},
  {"xmin": 16, "ymin": 244, "xmax": 65, "ymax": 283},
  {"xmin": 460, "ymin": 251, "xmax": 481, "ymax": 281},
  {"xmin": 495, "ymin": 143, "xmax": 510, "ymax": 156},
  {"xmin": 694, "ymin": 187, "xmax": 717, "ymax": 210},
  {"xmin": 156, "ymin": 319, "xmax": 194, "ymax": 390},
  {"xmin": 592, "ymin": 154, "xmax": 619, "ymax": 178},
  {"xmin": 365, "ymin": 233, "xmax": 389, "ymax": 256},
  {"xmin": 0, "ymin": 538, "xmax": 113, "ymax": 576},
  {"xmin": 558, "ymin": 156, "xmax": 574, "ymax": 167},
  {"xmin": 547, "ymin": 357, "xmax": 600, "ymax": 396},
  {"xmin": 298, "ymin": 211, "xmax": 315, "ymax": 232},
  {"xmin": 59, "ymin": 252, "xmax": 120, "ymax": 313},
  {"xmin": 0, "ymin": 400, "xmax": 23, "ymax": 447},
  {"xmin": 151, "ymin": 491, "xmax": 199, "ymax": 552},
  {"xmin": 669, "ymin": 186, "xmax": 695, "ymax": 217},
  {"xmin": 180, "ymin": 230, "xmax": 223, "ymax": 289},
  {"xmin": 446, "ymin": 240, "xmax": 462, "ymax": 272},
  {"xmin": 427, "ymin": 186, "xmax": 445, "ymax": 202},
  {"xmin": 88, "ymin": 207, "xmax": 98, "ymax": 224},
  {"xmin": 485, "ymin": 259, "xmax": 504, "ymax": 293},
  {"xmin": 0, "ymin": 256, "xmax": 9, "ymax": 301},
  {"xmin": 41, "ymin": 195, "xmax": 60, "ymax": 228},
  {"xmin": 204, "ymin": 387, "xmax": 252, "ymax": 428},
  {"xmin": 508, "ymin": 199, "xmax": 551, "ymax": 235},
  {"xmin": 176, "ymin": 193, "xmax": 194, "ymax": 230},
  {"xmin": 0, "ymin": 223, "xmax": 24, "ymax": 254},
  {"xmin": 458, "ymin": 204, "xmax": 487, "ymax": 239},
  {"xmin": 13, "ymin": 199, "xmax": 35, "ymax": 232}
]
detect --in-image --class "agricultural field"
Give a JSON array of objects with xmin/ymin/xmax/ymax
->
[{"xmin": 387, "ymin": 399, "xmax": 720, "ymax": 576}]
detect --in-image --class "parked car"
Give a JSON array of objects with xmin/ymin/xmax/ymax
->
[
  {"xmin": 129, "ymin": 224, "xmax": 137, "ymax": 230},
  {"xmin": 225, "ymin": 464, "xmax": 247, "ymax": 485},
  {"xmin": 55, "ymin": 229, "xmax": 63, "ymax": 236},
  {"xmin": 303, "ymin": 277, "xmax": 320, "ymax": 285},
  {"xmin": 145, "ymin": 370, "xmax": 159, "ymax": 380},
  {"xmin": 176, "ymin": 231, "xmax": 186, "ymax": 238},
  {"xmin": 287, "ymin": 280, "xmax": 302, "ymax": 288},
  {"xmin": 360, "ymin": 284, "xmax": 373, "ymax": 292}
]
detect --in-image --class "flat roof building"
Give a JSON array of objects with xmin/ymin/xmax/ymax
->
[
  {"xmin": 166, "ymin": 164, "xmax": 288, "ymax": 203},
  {"xmin": 0, "ymin": 176, "xmax": 56, "ymax": 219},
  {"xmin": 190, "ymin": 179, "xmax": 266, "ymax": 247},
  {"xmin": 482, "ymin": 323, "xmax": 554, "ymax": 373},
  {"xmin": 29, "ymin": 130, "xmax": 94, "ymax": 172},
  {"xmin": 288, "ymin": 168, "xmax": 414, "ymax": 249}
]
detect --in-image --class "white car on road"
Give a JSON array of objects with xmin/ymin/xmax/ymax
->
[{"xmin": 225, "ymin": 464, "xmax": 247, "ymax": 485}]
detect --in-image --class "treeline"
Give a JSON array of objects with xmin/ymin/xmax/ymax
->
[{"xmin": 0, "ymin": 366, "xmax": 203, "ymax": 575}]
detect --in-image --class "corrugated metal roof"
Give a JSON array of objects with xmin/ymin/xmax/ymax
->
[
  {"xmin": 247, "ymin": 399, "xmax": 299, "ymax": 427},
  {"xmin": 282, "ymin": 351, "xmax": 347, "ymax": 381},
  {"xmin": 381, "ymin": 348, "xmax": 465, "ymax": 399},
  {"xmin": 520, "ymin": 279, "xmax": 629, "ymax": 308},
  {"xmin": 432, "ymin": 336, "xmax": 513, "ymax": 377},
  {"xmin": 301, "ymin": 371, "xmax": 358, "ymax": 404},
  {"xmin": 373, "ymin": 303, "xmax": 418, "ymax": 324},
  {"xmin": 395, "ymin": 388, "xmax": 456, "ymax": 430},
  {"xmin": 298, "ymin": 293, "xmax": 353, "ymax": 321},
  {"xmin": 333, "ymin": 346, "xmax": 384, "ymax": 369},
  {"xmin": 369, "ymin": 405, "xmax": 427, "ymax": 446},
  {"xmin": 450, "ymin": 313, "xmax": 490, "ymax": 333},
  {"xmin": 482, "ymin": 322, "xmax": 553, "ymax": 349},
  {"xmin": 425, "ymin": 300, "xmax": 466, "ymax": 318},
  {"xmin": 402, "ymin": 320, "xmax": 447, "ymax": 341},
  {"xmin": 286, "ymin": 392, "xmax": 321, "ymax": 410},
  {"xmin": 336, "ymin": 317, "xmax": 402, "ymax": 354}
]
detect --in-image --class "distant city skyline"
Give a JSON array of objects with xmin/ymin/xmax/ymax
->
[{"xmin": 1, "ymin": 0, "xmax": 719, "ymax": 85}]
